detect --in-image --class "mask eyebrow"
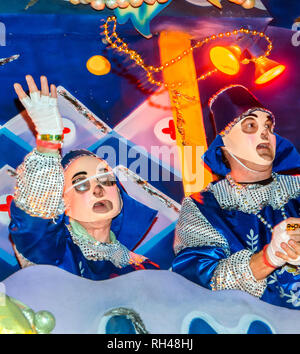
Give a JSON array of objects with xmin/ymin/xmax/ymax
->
[
  {"xmin": 244, "ymin": 113, "xmax": 258, "ymax": 118},
  {"xmin": 266, "ymin": 116, "xmax": 273, "ymax": 122},
  {"xmin": 72, "ymin": 171, "xmax": 87, "ymax": 180}
]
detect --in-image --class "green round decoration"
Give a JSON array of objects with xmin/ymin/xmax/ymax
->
[{"xmin": 34, "ymin": 311, "xmax": 56, "ymax": 334}]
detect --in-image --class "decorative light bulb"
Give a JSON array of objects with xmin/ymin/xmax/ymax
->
[
  {"xmin": 117, "ymin": 0, "xmax": 129, "ymax": 8},
  {"xmin": 129, "ymin": 0, "xmax": 144, "ymax": 7},
  {"xmin": 106, "ymin": 0, "xmax": 118, "ymax": 9},
  {"xmin": 91, "ymin": 0, "xmax": 105, "ymax": 10}
]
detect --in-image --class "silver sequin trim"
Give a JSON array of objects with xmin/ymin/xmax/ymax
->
[
  {"xmin": 219, "ymin": 107, "xmax": 275, "ymax": 137},
  {"xmin": 67, "ymin": 224, "xmax": 146, "ymax": 268},
  {"xmin": 211, "ymin": 249, "xmax": 267, "ymax": 297},
  {"xmin": 208, "ymin": 173, "xmax": 300, "ymax": 214},
  {"xmin": 14, "ymin": 149, "xmax": 65, "ymax": 219},
  {"xmin": 13, "ymin": 244, "xmax": 36, "ymax": 268},
  {"xmin": 173, "ymin": 197, "xmax": 231, "ymax": 256}
]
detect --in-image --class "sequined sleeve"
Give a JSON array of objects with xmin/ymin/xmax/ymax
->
[
  {"xmin": 14, "ymin": 149, "xmax": 65, "ymax": 219},
  {"xmin": 173, "ymin": 197, "xmax": 231, "ymax": 256},
  {"xmin": 173, "ymin": 197, "xmax": 267, "ymax": 298},
  {"xmin": 210, "ymin": 250, "xmax": 267, "ymax": 297}
]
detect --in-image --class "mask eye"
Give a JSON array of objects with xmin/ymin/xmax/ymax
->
[
  {"xmin": 241, "ymin": 118, "xmax": 258, "ymax": 134},
  {"xmin": 73, "ymin": 178, "xmax": 91, "ymax": 193},
  {"xmin": 96, "ymin": 173, "xmax": 116, "ymax": 187},
  {"xmin": 264, "ymin": 122, "xmax": 274, "ymax": 133}
]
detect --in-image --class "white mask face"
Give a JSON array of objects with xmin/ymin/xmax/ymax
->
[
  {"xmin": 222, "ymin": 110, "xmax": 276, "ymax": 166},
  {"xmin": 63, "ymin": 156, "xmax": 122, "ymax": 223}
]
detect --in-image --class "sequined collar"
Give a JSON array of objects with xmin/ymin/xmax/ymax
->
[
  {"xmin": 66, "ymin": 222, "xmax": 146, "ymax": 268},
  {"xmin": 208, "ymin": 173, "xmax": 300, "ymax": 214},
  {"xmin": 225, "ymin": 172, "xmax": 276, "ymax": 190}
]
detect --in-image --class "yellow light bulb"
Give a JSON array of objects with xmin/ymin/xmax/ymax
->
[
  {"xmin": 86, "ymin": 55, "xmax": 111, "ymax": 76},
  {"xmin": 209, "ymin": 46, "xmax": 241, "ymax": 75}
]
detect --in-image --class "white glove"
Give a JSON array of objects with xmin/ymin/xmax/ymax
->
[
  {"xmin": 266, "ymin": 220, "xmax": 300, "ymax": 267},
  {"xmin": 21, "ymin": 91, "xmax": 63, "ymax": 136}
]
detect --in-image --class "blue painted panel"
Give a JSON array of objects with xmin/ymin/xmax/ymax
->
[
  {"xmin": 105, "ymin": 315, "xmax": 136, "ymax": 334},
  {"xmin": 188, "ymin": 318, "xmax": 218, "ymax": 334}
]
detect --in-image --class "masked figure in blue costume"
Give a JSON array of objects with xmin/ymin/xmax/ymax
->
[
  {"xmin": 172, "ymin": 84, "xmax": 300, "ymax": 310},
  {"xmin": 9, "ymin": 75, "xmax": 159, "ymax": 280}
]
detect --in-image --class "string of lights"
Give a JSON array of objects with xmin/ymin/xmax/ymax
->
[
  {"xmin": 102, "ymin": 16, "xmax": 273, "ymax": 89},
  {"xmin": 101, "ymin": 16, "xmax": 276, "ymax": 145}
]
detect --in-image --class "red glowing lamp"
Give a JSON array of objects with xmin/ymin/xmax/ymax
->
[{"xmin": 254, "ymin": 57, "xmax": 286, "ymax": 85}]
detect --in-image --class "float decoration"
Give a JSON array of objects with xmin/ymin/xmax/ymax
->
[
  {"xmin": 69, "ymin": 0, "xmax": 169, "ymax": 10},
  {"xmin": 102, "ymin": 15, "xmax": 282, "ymax": 146},
  {"xmin": 208, "ymin": 0, "xmax": 256, "ymax": 9},
  {"xmin": 25, "ymin": 0, "xmax": 39, "ymax": 10},
  {"xmin": 66, "ymin": 0, "xmax": 256, "ymax": 10},
  {"xmin": 102, "ymin": 17, "xmax": 276, "ymax": 90},
  {"xmin": 0, "ymin": 55, "xmax": 20, "ymax": 67},
  {"xmin": 0, "ymin": 293, "xmax": 55, "ymax": 334}
]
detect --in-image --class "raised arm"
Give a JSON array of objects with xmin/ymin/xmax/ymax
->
[
  {"xmin": 10, "ymin": 76, "xmax": 66, "ymax": 267},
  {"xmin": 13, "ymin": 75, "xmax": 65, "ymax": 219}
]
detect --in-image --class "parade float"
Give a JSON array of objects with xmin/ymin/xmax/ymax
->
[{"xmin": 0, "ymin": 0, "xmax": 300, "ymax": 334}]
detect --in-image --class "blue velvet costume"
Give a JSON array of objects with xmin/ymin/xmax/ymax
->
[
  {"xmin": 172, "ymin": 85, "xmax": 300, "ymax": 310},
  {"xmin": 9, "ymin": 149, "xmax": 159, "ymax": 280}
]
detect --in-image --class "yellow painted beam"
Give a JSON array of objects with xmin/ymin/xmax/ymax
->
[{"xmin": 158, "ymin": 31, "xmax": 213, "ymax": 195}]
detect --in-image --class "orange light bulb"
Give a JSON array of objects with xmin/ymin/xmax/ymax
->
[
  {"xmin": 254, "ymin": 57, "xmax": 286, "ymax": 84},
  {"xmin": 209, "ymin": 45, "xmax": 241, "ymax": 75}
]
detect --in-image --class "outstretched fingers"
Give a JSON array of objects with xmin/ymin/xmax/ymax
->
[
  {"xmin": 13, "ymin": 83, "xmax": 28, "ymax": 101},
  {"xmin": 25, "ymin": 75, "xmax": 39, "ymax": 93},
  {"xmin": 50, "ymin": 84, "xmax": 57, "ymax": 99},
  {"xmin": 40, "ymin": 76, "xmax": 49, "ymax": 96}
]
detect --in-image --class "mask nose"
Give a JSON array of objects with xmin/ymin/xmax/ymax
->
[
  {"xmin": 93, "ymin": 184, "xmax": 104, "ymax": 198},
  {"xmin": 260, "ymin": 127, "xmax": 270, "ymax": 141}
]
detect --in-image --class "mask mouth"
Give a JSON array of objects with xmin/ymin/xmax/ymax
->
[
  {"xmin": 92, "ymin": 200, "xmax": 113, "ymax": 214},
  {"xmin": 257, "ymin": 142, "xmax": 271, "ymax": 150},
  {"xmin": 256, "ymin": 143, "xmax": 274, "ymax": 160}
]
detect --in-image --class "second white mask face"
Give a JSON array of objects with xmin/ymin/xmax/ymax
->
[{"xmin": 222, "ymin": 109, "xmax": 276, "ymax": 166}]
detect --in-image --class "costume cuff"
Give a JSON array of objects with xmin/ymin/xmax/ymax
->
[
  {"xmin": 12, "ymin": 244, "xmax": 36, "ymax": 269},
  {"xmin": 210, "ymin": 249, "xmax": 267, "ymax": 298},
  {"xmin": 14, "ymin": 149, "xmax": 65, "ymax": 219}
]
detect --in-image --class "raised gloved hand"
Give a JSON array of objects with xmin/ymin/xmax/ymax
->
[
  {"xmin": 14, "ymin": 75, "xmax": 63, "ymax": 138},
  {"xmin": 266, "ymin": 218, "xmax": 300, "ymax": 267}
]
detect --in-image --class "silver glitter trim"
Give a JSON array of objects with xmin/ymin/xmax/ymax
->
[
  {"xmin": 208, "ymin": 173, "xmax": 300, "ymax": 214},
  {"xmin": 103, "ymin": 307, "xmax": 149, "ymax": 334},
  {"xmin": 211, "ymin": 249, "xmax": 267, "ymax": 297},
  {"xmin": 67, "ymin": 224, "xmax": 146, "ymax": 268},
  {"xmin": 0, "ymin": 55, "xmax": 20, "ymax": 66},
  {"xmin": 116, "ymin": 165, "xmax": 181, "ymax": 214},
  {"xmin": 13, "ymin": 245, "xmax": 36, "ymax": 269},
  {"xmin": 14, "ymin": 149, "xmax": 65, "ymax": 219},
  {"xmin": 219, "ymin": 107, "xmax": 275, "ymax": 137},
  {"xmin": 25, "ymin": 0, "xmax": 39, "ymax": 10},
  {"xmin": 173, "ymin": 197, "xmax": 230, "ymax": 256},
  {"xmin": 57, "ymin": 88, "xmax": 110, "ymax": 134}
]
